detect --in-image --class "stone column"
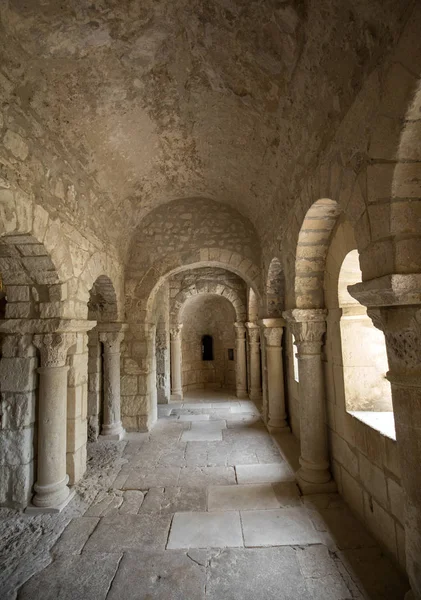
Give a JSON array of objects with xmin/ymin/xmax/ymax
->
[
  {"xmin": 246, "ymin": 322, "xmax": 262, "ymax": 401},
  {"xmin": 98, "ymin": 326, "xmax": 125, "ymax": 440},
  {"xmin": 283, "ymin": 309, "xmax": 335, "ymax": 494},
  {"xmin": 366, "ymin": 306, "xmax": 421, "ymax": 600},
  {"xmin": 261, "ymin": 318, "xmax": 288, "ymax": 432},
  {"xmin": 170, "ymin": 324, "xmax": 183, "ymax": 400},
  {"xmin": 234, "ymin": 322, "xmax": 248, "ymax": 399},
  {"xmin": 30, "ymin": 332, "xmax": 76, "ymax": 513}
]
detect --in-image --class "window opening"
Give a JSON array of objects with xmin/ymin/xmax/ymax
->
[{"xmin": 202, "ymin": 335, "xmax": 213, "ymax": 361}]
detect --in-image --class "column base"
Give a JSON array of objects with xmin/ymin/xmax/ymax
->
[
  {"xmin": 100, "ymin": 429, "xmax": 125, "ymax": 441},
  {"xmin": 101, "ymin": 421, "xmax": 125, "ymax": 439},
  {"xmin": 249, "ymin": 390, "xmax": 262, "ymax": 402},
  {"xmin": 26, "ymin": 489, "xmax": 76, "ymax": 515},
  {"xmin": 171, "ymin": 392, "xmax": 183, "ymax": 401},
  {"xmin": 236, "ymin": 390, "xmax": 249, "ymax": 399},
  {"xmin": 267, "ymin": 417, "xmax": 289, "ymax": 433},
  {"xmin": 297, "ymin": 476, "xmax": 337, "ymax": 495}
]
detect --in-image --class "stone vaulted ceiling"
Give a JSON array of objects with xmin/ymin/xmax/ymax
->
[{"xmin": 0, "ymin": 0, "xmax": 411, "ymax": 255}]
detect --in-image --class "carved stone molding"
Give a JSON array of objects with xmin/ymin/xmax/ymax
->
[
  {"xmin": 263, "ymin": 327, "xmax": 283, "ymax": 347},
  {"xmin": 170, "ymin": 324, "xmax": 183, "ymax": 340},
  {"xmin": 283, "ymin": 309, "xmax": 327, "ymax": 345},
  {"xmin": 368, "ymin": 306, "xmax": 421, "ymax": 377},
  {"xmin": 33, "ymin": 332, "xmax": 77, "ymax": 368},
  {"xmin": 234, "ymin": 322, "xmax": 246, "ymax": 339},
  {"xmin": 246, "ymin": 322, "xmax": 260, "ymax": 344},
  {"xmin": 99, "ymin": 330, "xmax": 124, "ymax": 355}
]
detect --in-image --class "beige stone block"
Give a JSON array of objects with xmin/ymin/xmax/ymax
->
[
  {"xmin": 67, "ymin": 417, "xmax": 87, "ymax": 453},
  {"xmin": 5, "ymin": 302, "xmax": 31, "ymax": 319},
  {"xmin": 67, "ymin": 353, "xmax": 88, "ymax": 386},
  {"xmin": 3, "ymin": 129, "xmax": 29, "ymax": 160},
  {"xmin": 387, "ymin": 478, "xmax": 404, "ymax": 525},
  {"xmin": 390, "ymin": 199, "xmax": 421, "ymax": 235},
  {"xmin": 363, "ymin": 492, "xmax": 397, "ymax": 561},
  {"xmin": 122, "ymin": 395, "xmax": 148, "ymax": 416},
  {"xmin": 0, "ymin": 428, "xmax": 34, "ymax": 466},
  {"xmin": 395, "ymin": 522, "xmax": 406, "ymax": 571},
  {"xmin": 122, "ymin": 415, "xmax": 138, "ymax": 431},
  {"xmin": 67, "ymin": 444, "xmax": 87, "ymax": 485},
  {"xmin": 0, "ymin": 357, "xmax": 37, "ymax": 392},
  {"xmin": 383, "ymin": 436, "xmax": 401, "ymax": 479},
  {"xmin": 341, "ymin": 467, "xmax": 364, "ymax": 521},
  {"xmin": 364, "ymin": 428, "xmax": 385, "ymax": 468},
  {"xmin": 392, "ymin": 162, "xmax": 421, "ymax": 198},
  {"xmin": 1, "ymin": 392, "xmax": 36, "ymax": 429},
  {"xmin": 330, "ymin": 431, "xmax": 359, "ymax": 478},
  {"xmin": 366, "ymin": 163, "xmax": 394, "ymax": 202},
  {"xmin": 121, "ymin": 375, "xmax": 138, "ymax": 396},
  {"xmin": 359, "ymin": 453, "xmax": 388, "ymax": 509},
  {"xmin": 67, "ymin": 385, "xmax": 83, "ymax": 420}
]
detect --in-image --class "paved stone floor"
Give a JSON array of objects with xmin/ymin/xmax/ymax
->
[{"xmin": 0, "ymin": 391, "xmax": 409, "ymax": 599}]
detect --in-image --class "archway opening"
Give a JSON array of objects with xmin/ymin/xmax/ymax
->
[
  {"xmin": 87, "ymin": 275, "xmax": 118, "ymax": 441},
  {"xmin": 339, "ymin": 250, "xmax": 395, "ymax": 438},
  {"xmin": 180, "ymin": 295, "xmax": 236, "ymax": 393}
]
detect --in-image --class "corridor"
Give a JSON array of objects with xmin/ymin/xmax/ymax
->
[{"xmin": 0, "ymin": 392, "xmax": 407, "ymax": 599}]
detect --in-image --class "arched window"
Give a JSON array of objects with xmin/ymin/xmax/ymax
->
[
  {"xmin": 202, "ymin": 335, "xmax": 213, "ymax": 361},
  {"xmin": 339, "ymin": 250, "xmax": 395, "ymax": 438}
]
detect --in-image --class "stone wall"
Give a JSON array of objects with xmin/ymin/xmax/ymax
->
[{"xmin": 180, "ymin": 295, "xmax": 236, "ymax": 392}]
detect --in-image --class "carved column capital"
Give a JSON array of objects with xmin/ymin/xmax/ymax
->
[
  {"xmin": 234, "ymin": 322, "xmax": 246, "ymax": 339},
  {"xmin": 259, "ymin": 318, "xmax": 285, "ymax": 347},
  {"xmin": 33, "ymin": 332, "xmax": 76, "ymax": 368},
  {"xmin": 246, "ymin": 322, "xmax": 260, "ymax": 344},
  {"xmin": 283, "ymin": 309, "xmax": 327, "ymax": 355},
  {"xmin": 368, "ymin": 306, "xmax": 421, "ymax": 385},
  {"xmin": 170, "ymin": 324, "xmax": 183, "ymax": 340},
  {"xmin": 99, "ymin": 330, "xmax": 124, "ymax": 354}
]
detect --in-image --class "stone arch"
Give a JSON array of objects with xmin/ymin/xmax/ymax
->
[
  {"xmin": 87, "ymin": 275, "xmax": 118, "ymax": 323},
  {"xmin": 171, "ymin": 281, "xmax": 247, "ymax": 324},
  {"xmin": 0, "ymin": 232, "xmax": 63, "ymax": 320},
  {"xmin": 294, "ymin": 199, "xmax": 341, "ymax": 308},
  {"xmin": 266, "ymin": 257, "xmax": 285, "ymax": 317},
  {"xmin": 127, "ymin": 248, "xmax": 261, "ymax": 325}
]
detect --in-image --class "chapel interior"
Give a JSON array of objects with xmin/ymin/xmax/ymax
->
[{"xmin": 0, "ymin": 1, "xmax": 421, "ymax": 599}]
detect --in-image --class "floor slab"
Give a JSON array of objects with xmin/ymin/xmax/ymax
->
[
  {"xmin": 167, "ymin": 511, "xmax": 243, "ymax": 549},
  {"xmin": 83, "ymin": 513, "xmax": 172, "ymax": 553},
  {"xmin": 178, "ymin": 466, "xmax": 236, "ymax": 486},
  {"xmin": 181, "ymin": 429, "xmax": 223, "ymax": 442},
  {"xmin": 208, "ymin": 484, "xmax": 281, "ymax": 511},
  {"xmin": 235, "ymin": 462, "xmax": 295, "ymax": 484},
  {"xmin": 18, "ymin": 554, "xmax": 122, "ymax": 600},
  {"xmin": 206, "ymin": 547, "xmax": 308, "ymax": 600},
  {"xmin": 140, "ymin": 486, "xmax": 207, "ymax": 513},
  {"xmin": 241, "ymin": 507, "xmax": 322, "ymax": 547},
  {"xmin": 107, "ymin": 550, "xmax": 206, "ymax": 600}
]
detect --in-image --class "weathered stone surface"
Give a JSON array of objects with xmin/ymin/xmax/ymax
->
[
  {"xmin": 235, "ymin": 463, "xmax": 295, "ymax": 484},
  {"xmin": 241, "ymin": 508, "xmax": 322, "ymax": 547},
  {"xmin": 18, "ymin": 554, "xmax": 122, "ymax": 600},
  {"xmin": 208, "ymin": 484, "xmax": 281, "ymax": 512},
  {"xmin": 107, "ymin": 551, "xmax": 206, "ymax": 600},
  {"xmin": 206, "ymin": 547, "xmax": 307, "ymax": 600},
  {"xmin": 84, "ymin": 514, "xmax": 172, "ymax": 553},
  {"xmin": 167, "ymin": 511, "xmax": 243, "ymax": 549},
  {"xmin": 140, "ymin": 487, "xmax": 206, "ymax": 514},
  {"xmin": 52, "ymin": 517, "xmax": 99, "ymax": 555}
]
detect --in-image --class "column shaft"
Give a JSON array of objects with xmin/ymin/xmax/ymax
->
[
  {"xmin": 99, "ymin": 327, "xmax": 125, "ymax": 440},
  {"xmin": 283, "ymin": 309, "xmax": 334, "ymax": 494},
  {"xmin": 234, "ymin": 322, "xmax": 248, "ymax": 399},
  {"xmin": 262, "ymin": 319, "xmax": 288, "ymax": 432},
  {"xmin": 246, "ymin": 323, "xmax": 262, "ymax": 401},
  {"xmin": 30, "ymin": 332, "xmax": 76, "ymax": 512},
  {"xmin": 170, "ymin": 325, "xmax": 183, "ymax": 399}
]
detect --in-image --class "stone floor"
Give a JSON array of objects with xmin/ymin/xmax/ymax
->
[{"xmin": 0, "ymin": 391, "xmax": 409, "ymax": 599}]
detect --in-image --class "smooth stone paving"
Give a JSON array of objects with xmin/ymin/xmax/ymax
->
[{"xmin": 9, "ymin": 391, "xmax": 409, "ymax": 599}]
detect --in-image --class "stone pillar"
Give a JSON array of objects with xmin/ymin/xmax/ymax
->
[
  {"xmin": 261, "ymin": 318, "xmax": 288, "ymax": 432},
  {"xmin": 30, "ymin": 332, "xmax": 76, "ymax": 513},
  {"xmin": 246, "ymin": 322, "xmax": 262, "ymax": 401},
  {"xmin": 283, "ymin": 309, "xmax": 335, "ymax": 494},
  {"xmin": 234, "ymin": 322, "xmax": 248, "ymax": 399},
  {"xmin": 170, "ymin": 324, "xmax": 183, "ymax": 400},
  {"xmin": 366, "ymin": 306, "xmax": 421, "ymax": 600},
  {"xmin": 98, "ymin": 326, "xmax": 125, "ymax": 440}
]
